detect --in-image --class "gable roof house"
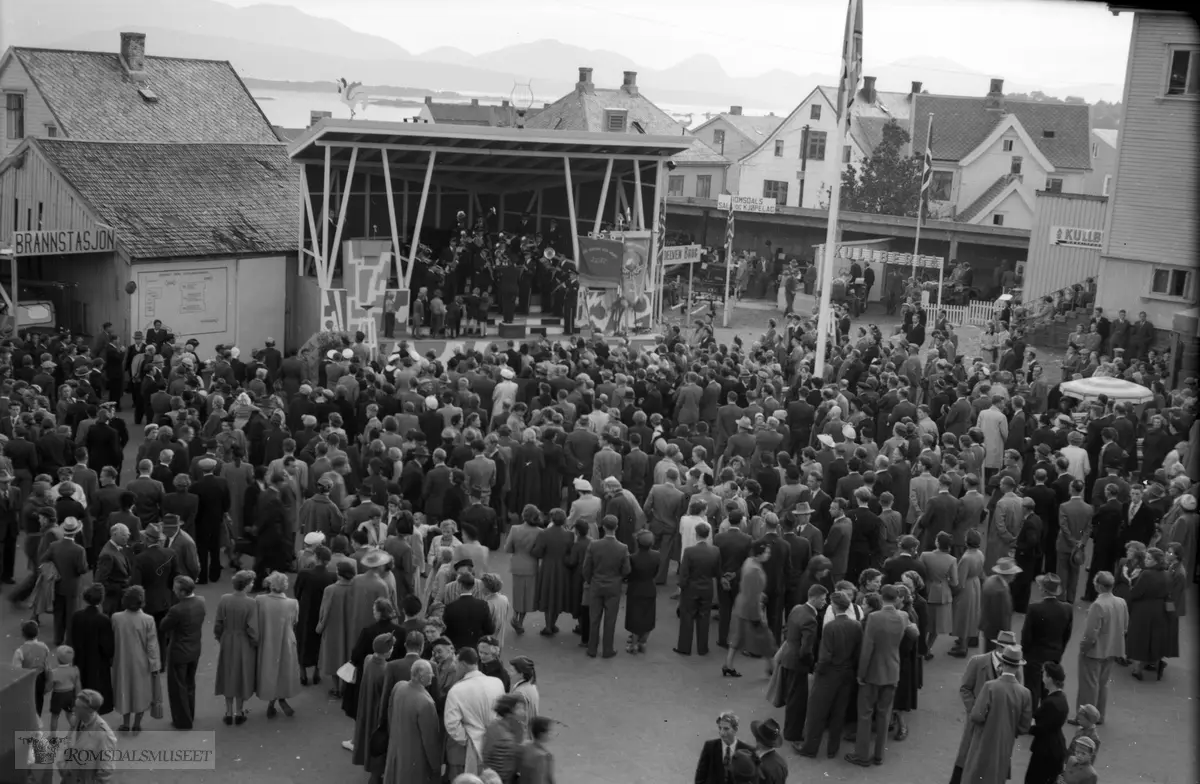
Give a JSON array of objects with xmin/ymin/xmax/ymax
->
[
  {"xmin": 526, "ymin": 67, "xmax": 730, "ymax": 203},
  {"xmin": 909, "ymin": 79, "xmax": 1092, "ymax": 230},
  {"xmin": 692, "ymin": 106, "xmax": 783, "ymax": 163},
  {"xmin": 736, "ymin": 77, "xmax": 916, "ymax": 210},
  {"xmin": 1083, "ymin": 128, "xmax": 1118, "ymax": 197}
]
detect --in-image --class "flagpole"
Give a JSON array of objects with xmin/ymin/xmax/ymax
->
[
  {"xmin": 722, "ymin": 207, "xmax": 734, "ymax": 327},
  {"xmin": 913, "ymin": 113, "xmax": 933, "ymax": 281},
  {"xmin": 814, "ymin": 0, "xmax": 861, "ymax": 379}
]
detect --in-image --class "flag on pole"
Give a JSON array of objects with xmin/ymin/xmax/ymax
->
[
  {"xmin": 837, "ymin": 0, "xmax": 864, "ymax": 132},
  {"xmin": 725, "ymin": 207, "xmax": 735, "ymax": 248},
  {"xmin": 656, "ymin": 194, "xmax": 667, "ymax": 267},
  {"xmin": 921, "ymin": 120, "xmax": 934, "ymax": 194}
]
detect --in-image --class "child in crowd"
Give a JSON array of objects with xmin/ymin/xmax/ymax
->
[
  {"xmin": 11, "ymin": 620, "xmax": 52, "ymax": 716},
  {"xmin": 447, "ymin": 296, "xmax": 464, "ymax": 338},
  {"xmin": 48, "ymin": 645, "xmax": 81, "ymax": 732},
  {"xmin": 430, "ymin": 290, "xmax": 446, "ymax": 337}
]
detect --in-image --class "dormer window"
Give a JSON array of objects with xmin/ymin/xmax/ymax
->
[
  {"xmin": 1042, "ymin": 130, "xmax": 1056, "ymax": 138},
  {"xmin": 605, "ymin": 110, "xmax": 628, "ymax": 132}
]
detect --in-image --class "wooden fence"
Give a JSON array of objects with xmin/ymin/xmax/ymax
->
[{"xmin": 940, "ymin": 300, "xmax": 995, "ymax": 327}]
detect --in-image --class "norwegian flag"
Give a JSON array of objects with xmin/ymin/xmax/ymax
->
[
  {"xmin": 656, "ymin": 193, "xmax": 667, "ymax": 267},
  {"xmin": 725, "ymin": 207, "xmax": 735, "ymax": 249},
  {"xmin": 837, "ymin": 0, "xmax": 864, "ymax": 133},
  {"xmin": 921, "ymin": 119, "xmax": 934, "ymax": 194}
]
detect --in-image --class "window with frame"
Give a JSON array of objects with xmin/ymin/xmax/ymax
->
[
  {"xmin": 695, "ymin": 174, "xmax": 712, "ymax": 199},
  {"xmin": 45, "ymin": 124, "xmax": 57, "ymax": 138},
  {"xmin": 1045, "ymin": 177, "xmax": 1063, "ymax": 193},
  {"xmin": 1166, "ymin": 47, "xmax": 1199, "ymax": 96},
  {"xmin": 1102, "ymin": 174, "xmax": 1112, "ymax": 197},
  {"xmin": 806, "ymin": 130, "xmax": 827, "ymax": 161},
  {"xmin": 774, "ymin": 139, "xmax": 785, "ymax": 157},
  {"xmin": 763, "ymin": 179, "xmax": 789, "ymax": 204},
  {"xmin": 1011, "ymin": 156, "xmax": 1023, "ymax": 175},
  {"xmin": 930, "ymin": 171, "xmax": 953, "ymax": 201},
  {"xmin": 1091, "ymin": 141, "xmax": 1099, "ymax": 158},
  {"xmin": 842, "ymin": 145, "xmax": 852, "ymax": 164},
  {"xmin": 712, "ymin": 129, "xmax": 725, "ymax": 149},
  {"xmin": 810, "ymin": 104, "xmax": 822, "ymax": 120},
  {"xmin": 667, "ymin": 175, "xmax": 685, "ymax": 196},
  {"xmin": 1150, "ymin": 266, "xmax": 1193, "ymax": 299},
  {"xmin": 992, "ymin": 214, "xmax": 1005, "ymax": 226},
  {"xmin": 4, "ymin": 93, "xmax": 24, "ymax": 139},
  {"xmin": 1002, "ymin": 138, "xmax": 1014, "ymax": 152}
]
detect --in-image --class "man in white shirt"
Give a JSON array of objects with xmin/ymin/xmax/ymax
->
[
  {"xmin": 443, "ymin": 647, "xmax": 505, "ymax": 778},
  {"xmin": 1060, "ymin": 430, "xmax": 1091, "ymax": 483}
]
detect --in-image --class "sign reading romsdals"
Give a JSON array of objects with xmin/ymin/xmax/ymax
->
[
  {"xmin": 717, "ymin": 194, "xmax": 777, "ymax": 214},
  {"xmin": 662, "ymin": 245, "xmax": 703, "ymax": 266},
  {"xmin": 13, "ymin": 228, "xmax": 115, "ymax": 256},
  {"xmin": 1050, "ymin": 226, "xmax": 1103, "ymax": 250}
]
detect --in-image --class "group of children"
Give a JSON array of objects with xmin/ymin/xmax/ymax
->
[
  {"xmin": 408, "ymin": 287, "xmax": 495, "ymax": 338},
  {"xmin": 12, "ymin": 619, "xmax": 82, "ymax": 731}
]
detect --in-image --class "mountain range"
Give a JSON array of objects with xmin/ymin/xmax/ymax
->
[{"xmin": 4, "ymin": 0, "xmax": 1125, "ymax": 110}]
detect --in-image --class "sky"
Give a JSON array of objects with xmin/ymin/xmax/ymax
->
[{"xmin": 216, "ymin": 0, "xmax": 1133, "ymax": 87}]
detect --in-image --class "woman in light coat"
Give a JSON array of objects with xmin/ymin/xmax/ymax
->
[
  {"xmin": 255, "ymin": 571, "xmax": 301, "ymax": 716},
  {"xmin": 214, "ymin": 569, "xmax": 259, "ymax": 724},
  {"xmin": 951, "ymin": 528, "xmax": 985, "ymax": 656},
  {"xmin": 110, "ymin": 585, "xmax": 161, "ymax": 733},
  {"xmin": 316, "ymin": 560, "xmax": 358, "ymax": 698},
  {"xmin": 920, "ymin": 531, "xmax": 960, "ymax": 656}
]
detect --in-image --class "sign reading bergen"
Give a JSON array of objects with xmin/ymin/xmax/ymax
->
[
  {"xmin": 1050, "ymin": 226, "xmax": 1103, "ymax": 250},
  {"xmin": 717, "ymin": 194, "xmax": 777, "ymax": 214},
  {"xmin": 13, "ymin": 228, "xmax": 116, "ymax": 256}
]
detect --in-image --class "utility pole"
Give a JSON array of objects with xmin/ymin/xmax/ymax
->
[{"xmin": 798, "ymin": 124, "xmax": 811, "ymax": 207}]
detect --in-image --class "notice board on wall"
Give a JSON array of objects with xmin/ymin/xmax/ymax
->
[{"xmin": 137, "ymin": 268, "xmax": 229, "ymax": 335}]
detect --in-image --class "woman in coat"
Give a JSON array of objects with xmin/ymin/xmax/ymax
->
[
  {"xmin": 214, "ymin": 569, "xmax": 259, "ymax": 724},
  {"xmin": 317, "ymin": 560, "xmax": 358, "ymax": 698},
  {"xmin": 1163, "ymin": 542, "xmax": 1189, "ymax": 666},
  {"xmin": 220, "ymin": 447, "xmax": 256, "ymax": 539},
  {"xmin": 110, "ymin": 585, "xmax": 161, "ymax": 733},
  {"xmin": 255, "ymin": 571, "xmax": 301, "ymax": 716},
  {"xmin": 532, "ymin": 508, "xmax": 575, "ymax": 636},
  {"xmin": 342, "ymin": 597, "xmax": 402, "ymax": 719},
  {"xmin": 294, "ymin": 545, "xmax": 336, "ymax": 685},
  {"xmin": 539, "ymin": 429, "xmax": 566, "ymax": 512},
  {"xmin": 951, "ymin": 529, "xmax": 985, "ymax": 655},
  {"xmin": 624, "ymin": 531, "xmax": 660, "ymax": 653},
  {"xmin": 351, "ymin": 633, "xmax": 393, "ymax": 777},
  {"xmin": 66, "ymin": 584, "xmax": 115, "ymax": 715},
  {"xmin": 503, "ymin": 505, "xmax": 543, "ymax": 635},
  {"xmin": 1127, "ymin": 547, "xmax": 1170, "ymax": 681},
  {"xmin": 723, "ymin": 540, "xmax": 775, "ymax": 678},
  {"xmin": 1025, "ymin": 662, "xmax": 1069, "ymax": 784},
  {"xmin": 511, "ymin": 429, "xmax": 545, "ymax": 515},
  {"xmin": 919, "ymin": 532, "xmax": 960, "ymax": 656},
  {"xmin": 564, "ymin": 521, "xmax": 592, "ymax": 638},
  {"xmin": 892, "ymin": 576, "xmax": 926, "ymax": 741}
]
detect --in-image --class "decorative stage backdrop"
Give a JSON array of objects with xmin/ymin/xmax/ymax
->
[
  {"xmin": 577, "ymin": 232, "xmax": 654, "ymax": 333},
  {"xmin": 318, "ymin": 239, "xmax": 408, "ymax": 349}
]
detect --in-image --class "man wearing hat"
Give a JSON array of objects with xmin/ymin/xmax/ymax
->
[
  {"xmin": 948, "ymin": 630, "xmax": 1026, "ymax": 784},
  {"xmin": 981, "ymin": 557, "xmax": 1020, "ymax": 653},
  {"xmin": 749, "ymin": 718, "xmax": 787, "ymax": 784},
  {"xmin": 1021, "ymin": 573, "xmax": 1073, "ymax": 713},
  {"xmin": 959, "ymin": 644, "xmax": 1032, "ymax": 784},
  {"xmin": 163, "ymin": 513, "xmax": 201, "ymax": 581},
  {"xmin": 41, "ymin": 516, "xmax": 89, "ymax": 645}
]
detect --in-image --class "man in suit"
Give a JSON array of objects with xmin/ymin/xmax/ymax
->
[
  {"xmin": 750, "ymin": 719, "xmax": 787, "ymax": 784},
  {"xmin": 162, "ymin": 514, "xmax": 200, "ymax": 581},
  {"xmin": 131, "ymin": 523, "xmax": 178, "ymax": 654},
  {"xmin": 755, "ymin": 514, "xmax": 791, "ymax": 644},
  {"xmin": 941, "ymin": 386, "xmax": 974, "ymax": 438},
  {"xmin": 846, "ymin": 584, "xmax": 918, "ymax": 767},
  {"xmin": 675, "ymin": 523, "xmax": 721, "ymax": 656},
  {"xmin": 0, "ymin": 469, "xmax": 22, "ymax": 584},
  {"xmin": 41, "ymin": 516, "xmax": 90, "ymax": 645},
  {"xmin": 1119, "ymin": 483, "xmax": 1159, "ymax": 551},
  {"xmin": 914, "ymin": 473, "xmax": 961, "ymax": 552},
  {"xmin": 158, "ymin": 576, "xmax": 206, "ymax": 730},
  {"xmin": 643, "ymin": 468, "xmax": 686, "ymax": 585},
  {"xmin": 882, "ymin": 535, "xmax": 927, "ymax": 590},
  {"xmin": 779, "ymin": 514, "xmax": 812, "ymax": 612},
  {"xmin": 834, "ymin": 458, "xmax": 865, "ymax": 502},
  {"xmin": 845, "ymin": 487, "xmax": 884, "ymax": 586},
  {"xmin": 948, "ymin": 629, "xmax": 1024, "ymax": 784},
  {"xmin": 1021, "ymin": 573, "xmax": 1073, "ymax": 713},
  {"xmin": 379, "ymin": 630, "xmax": 428, "ymax": 704},
  {"xmin": 1025, "ymin": 469, "xmax": 1061, "ymax": 575},
  {"xmin": 95, "ymin": 522, "xmax": 133, "ymax": 616},
  {"xmin": 83, "ymin": 409, "xmax": 123, "ymax": 477},
  {"xmin": 190, "ymin": 459, "xmax": 230, "ymax": 583},
  {"xmin": 782, "ymin": 584, "xmax": 827, "ymax": 750},
  {"xmin": 582, "ymin": 515, "xmax": 632, "ymax": 658},
  {"xmin": 713, "ymin": 518, "xmax": 753, "ymax": 650},
  {"xmin": 799, "ymin": 590, "xmax": 863, "ymax": 759},
  {"xmin": 127, "ymin": 460, "xmax": 165, "ymax": 530},
  {"xmin": 1073, "ymin": 571, "xmax": 1128, "ymax": 724},
  {"xmin": 822, "ymin": 499, "xmax": 852, "ymax": 585},
  {"xmin": 1083, "ymin": 483, "xmax": 1124, "ymax": 602},
  {"xmin": 1056, "ymin": 479, "xmax": 1092, "ymax": 604},
  {"xmin": 441, "ymin": 572, "xmax": 496, "ymax": 651},
  {"xmin": 693, "ymin": 710, "xmax": 754, "ymax": 784}
]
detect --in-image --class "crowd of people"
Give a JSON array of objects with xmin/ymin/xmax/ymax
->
[{"xmin": 1, "ymin": 278, "xmax": 1195, "ymax": 782}]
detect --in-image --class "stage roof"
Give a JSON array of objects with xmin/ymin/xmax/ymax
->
[{"xmin": 287, "ymin": 119, "xmax": 693, "ymax": 194}]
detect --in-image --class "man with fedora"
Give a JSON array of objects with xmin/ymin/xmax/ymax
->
[
  {"xmin": 960, "ymin": 644, "xmax": 1032, "ymax": 784},
  {"xmin": 981, "ymin": 556, "xmax": 1020, "ymax": 652},
  {"xmin": 693, "ymin": 710, "xmax": 754, "ymax": 784},
  {"xmin": 749, "ymin": 718, "xmax": 787, "ymax": 784},
  {"xmin": 1021, "ymin": 573, "xmax": 1073, "ymax": 713},
  {"xmin": 163, "ymin": 513, "xmax": 201, "ymax": 582},
  {"xmin": 721, "ymin": 417, "xmax": 756, "ymax": 470},
  {"xmin": 41, "ymin": 515, "xmax": 89, "ymax": 645},
  {"xmin": 949, "ymin": 629, "xmax": 1025, "ymax": 784}
]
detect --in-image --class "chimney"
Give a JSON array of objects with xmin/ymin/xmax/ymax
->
[
  {"xmin": 859, "ymin": 75, "xmax": 877, "ymax": 105},
  {"xmin": 730, "ymin": 105, "xmax": 743, "ymax": 115},
  {"xmin": 577, "ymin": 67, "xmax": 594, "ymax": 94},
  {"xmin": 119, "ymin": 32, "xmax": 147, "ymax": 81},
  {"xmin": 309, "ymin": 110, "xmax": 332, "ymax": 127},
  {"xmin": 622, "ymin": 71, "xmax": 638, "ymax": 96},
  {"xmin": 910, "ymin": 81, "xmax": 923, "ymax": 96},
  {"xmin": 985, "ymin": 78, "xmax": 1006, "ymax": 111},
  {"xmin": 501, "ymin": 99, "xmax": 509, "ymax": 107},
  {"xmin": 471, "ymin": 98, "xmax": 479, "ymax": 106},
  {"xmin": 424, "ymin": 96, "xmax": 433, "ymax": 105}
]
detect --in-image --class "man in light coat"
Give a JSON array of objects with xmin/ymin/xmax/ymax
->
[
  {"xmin": 1055, "ymin": 479, "xmax": 1092, "ymax": 604},
  {"xmin": 959, "ymin": 644, "xmax": 1032, "ymax": 784},
  {"xmin": 443, "ymin": 647, "xmax": 505, "ymax": 778},
  {"xmin": 643, "ymin": 468, "xmax": 686, "ymax": 585},
  {"xmin": 948, "ymin": 630, "xmax": 1024, "ymax": 784},
  {"xmin": 984, "ymin": 477, "xmax": 1023, "ymax": 573},
  {"xmin": 976, "ymin": 395, "xmax": 1009, "ymax": 484},
  {"xmin": 1073, "ymin": 570, "xmax": 1127, "ymax": 724}
]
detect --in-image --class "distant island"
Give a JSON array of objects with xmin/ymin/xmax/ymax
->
[{"xmin": 243, "ymin": 78, "xmax": 510, "ymax": 108}]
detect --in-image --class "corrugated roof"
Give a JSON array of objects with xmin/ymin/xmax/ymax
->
[
  {"xmin": 35, "ymin": 139, "xmax": 299, "ymax": 259},
  {"xmin": 911, "ymin": 94, "xmax": 1091, "ymax": 170},
  {"xmin": 956, "ymin": 173, "xmax": 1018, "ymax": 223},
  {"xmin": 10, "ymin": 48, "xmax": 278, "ymax": 144},
  {"xmin": 673, "ymin": 137, "xmax": 730, "ymax": 165},
  {"xmin": 524, "ymin": 86, "xmax": 686, "ymax": 137},
  {"xmin": 1092, "ymin": 128, "xmax": 1118, "ymax": 148}
]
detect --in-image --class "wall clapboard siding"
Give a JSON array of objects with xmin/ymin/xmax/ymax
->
[
  {"xmin": 1024, "ymin": 192, "xmax": 1106, "ymax": 301},
  {"xmin": 0, "ymin": 58, "xmax": 60, "ymax": 158},
  {"xmin": 0, "ymin": 142, "xmax": 99, "ymax": 240}
]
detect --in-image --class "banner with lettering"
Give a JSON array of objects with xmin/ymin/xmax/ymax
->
[{"xmin": 577, "ymin": 236, "xmax": 624, "ymax": 289}]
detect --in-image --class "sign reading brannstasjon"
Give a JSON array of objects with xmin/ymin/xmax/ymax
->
[
  {"xmin": 13, "ymin": 228, "xmax": 116, "ymax": 256},
  {"xmin": 717, "ymin": 194, "xmax": 777, "ymax": 214},
  {"xmin": 1049, "ymin": 225, "xmax": 1102, "ymax": 250}
]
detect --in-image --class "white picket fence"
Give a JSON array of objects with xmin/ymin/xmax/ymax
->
[{"xmin": 940, "ymin": 300, "xmax": 996, "ymax": 327}]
